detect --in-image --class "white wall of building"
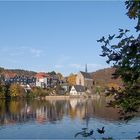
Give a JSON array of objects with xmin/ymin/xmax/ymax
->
[
  {"xmin": 36, "ymin": 77, "xmax": 48, "ymax": 88},
  {"xmin": 70, "ymin": 86, "xmax": 77, "ymax": 95},
  {"xmin": 70, "ymin": 86, "xmax": 84, "ymax": 96},
  {"xmin": 76, "ymin": 72, "xmax": 84, "ymax": 86}
]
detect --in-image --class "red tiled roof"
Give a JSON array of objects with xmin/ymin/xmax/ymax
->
[{"xmin": 35, "ymin": 72, "xmax": 50, "ymax": 79}]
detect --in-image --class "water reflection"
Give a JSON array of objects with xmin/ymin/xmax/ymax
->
[
  {"xmin": 0, "ymin": 97, "xmax": 140, "ymax": 139},
  {"xmin": 0, "ymin": 97, "xmax": 121, "ymax": 126},
  {"xmin": 75, "ymin": 127, "xmax": 94, "ymax": 138}
]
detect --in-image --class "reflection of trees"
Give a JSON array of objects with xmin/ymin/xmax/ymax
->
[
  {"xmin": 0, "ymin": 99, "xmax": 36, "ymax": 125},
  {"xmin": 69, "ymin": 98, "xmax": 121, "ymax": 121},
  {"xmin": 90, "ymin": 97, "xmax": 120, "ymax": 121},
  {"xmin": 0, "ymin": 98, "xmax": 123, "ymax": 126},
  {"xmin": 0, "ymin": 99, "xmax": 68, "ymax": 125},
  {"xmin": 0, "ymin": 100, "xmax": 5, "ymax": 116},
  {"xmin": 44, "ymin": 100, "xmax": 66, "ymax": 122}
]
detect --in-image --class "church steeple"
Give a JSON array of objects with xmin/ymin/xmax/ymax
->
[{"xmin": 85, "ymin": 64, "xmax": 88, "ymax": 73}]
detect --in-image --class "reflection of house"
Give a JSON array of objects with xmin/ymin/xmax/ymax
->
[
  {"xmin": 76, "ymin": 71, "xmax": 93, "ymax": 90},
  {"xmin": 70, "ymin": 85, "xmax": 85, "ymax": 96},
  {"xmin": 35, "ymin": 73, "xmax": 50, "ymax": 88},
  {"xmin": 69, "ymin": 99, "xmax": 86, "ymax": 119},
  {"xmin": 70, "ymin": 99, "xmax": 78, "ymax": 109},
  {"xmin": 36, "ymin": 108, "xmax": 47, "ymax": 124}
]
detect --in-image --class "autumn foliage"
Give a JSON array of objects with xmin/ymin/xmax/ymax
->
[{"xmin": 67, "ymin": 74, "xmax": 76, "ymax": 86}]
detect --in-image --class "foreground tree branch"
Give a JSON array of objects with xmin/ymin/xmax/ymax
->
[{"xmin": 97, "ymin": 0, "xmax": 140, "ymax": 119}]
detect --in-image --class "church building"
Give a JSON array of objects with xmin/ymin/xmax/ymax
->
[{"xmin": 76, "ymin": 64, "xmax": 93, "ymax": 91}]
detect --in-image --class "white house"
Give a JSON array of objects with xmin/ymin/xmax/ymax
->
[
  {"xmin": 35, "ymin": 72, "xmax": 49, "ymax": 88},
  {"xmin": 70, "ymin": 85, "xmax": 85, "ymax": 96}
]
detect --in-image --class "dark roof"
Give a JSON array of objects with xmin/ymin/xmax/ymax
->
[
  {"xmin": 74, "ymin": 85, "xmax": 85, "ymax": 92},
  {"xmin": 80, "ymin": 71, "xmax": 92, "ymax": 79}
]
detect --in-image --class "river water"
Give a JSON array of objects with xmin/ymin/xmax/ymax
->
[{"xmin": 0, "ymin": 97, "xmax": 140, "ymax": 139}]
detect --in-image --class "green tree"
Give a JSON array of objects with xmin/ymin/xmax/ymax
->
[
  {"xmin": 125, "ymin": 1, "xmax": 140, "ymax": 31},
  {"xmin": 9, "ymin": 84, "xmax": 23, "ymax": 98},
  {"xmin": 3, "ymin": 83, "xmax": 11, "ymax": 98},
  {"xmin": 0, "ymin": 83, "xmax": 5, "ymax": 98},
  {"xmin": 97, "ymin": 1, "xmax": 140, "ymax": 116},
  {"xmin": 48, "ymin": 71, "xmax": 56, "ymax": 76}
]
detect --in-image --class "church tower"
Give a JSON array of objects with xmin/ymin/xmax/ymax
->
[{"xmin": 85, "ymin": 64, "xmax": 88, "ymax": 73}]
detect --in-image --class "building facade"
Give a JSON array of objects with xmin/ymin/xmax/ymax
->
[
  {"xmin": 35, "ymin": 73, "xmax": 50, "ymax": 88},
  {"xmin": 76, "ymin": 71, "xmax": 93, "ymax": 90},
  {"xmin": 70, "ymin": 85, "xmax": 85, "ymax": 96},
  {"xmin": 1, "ymin": 72, "xmax": 36, "ymax": 86}
]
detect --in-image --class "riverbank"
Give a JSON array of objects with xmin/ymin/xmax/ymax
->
[
  {"xmin": 45, "ymin": 95, "xmax": 70, "ymax": 100},
  {"xmin": 45, "ymin": 95, "xmax": 88, "ymax": 100},
  {"xmin": 0, "ymin": 92, "xmax": 114, "ymax": 100},
  {"xmin": 44, "ymin": 94, "xmax": 113, "ymax": 100}
]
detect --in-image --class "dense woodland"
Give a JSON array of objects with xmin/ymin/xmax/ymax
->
[{"xmin": 0, "ymin": 67, "xmax": 36, "ymax": 77}]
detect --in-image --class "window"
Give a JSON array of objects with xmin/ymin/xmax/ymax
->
[{"xmin": 79, "ymin": 79, "xmax": 81, "ymax": 85}]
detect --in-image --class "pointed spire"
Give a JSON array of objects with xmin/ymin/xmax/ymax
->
[{"xmin": 85, "ymin": 64, "xmax": 88, "ymax": 73}]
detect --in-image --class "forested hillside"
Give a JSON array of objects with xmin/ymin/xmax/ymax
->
[
  {"xmin": 0, "ymin": 67, "xmax": 36, "ymax": 77},
  {"xmin": 91, "ymin": 67, "xmax": 123, "ymax": 89}
]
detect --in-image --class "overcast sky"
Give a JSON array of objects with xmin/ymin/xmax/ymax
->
[{"xmin": 0, "ymin": 1, "xmax": 137, "ymax": 76}]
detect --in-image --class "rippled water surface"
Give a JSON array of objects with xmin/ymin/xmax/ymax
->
[{"xmin": 0, "ymin": 97, "xmax": 140, "ymax": 139}]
